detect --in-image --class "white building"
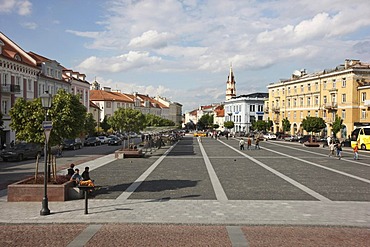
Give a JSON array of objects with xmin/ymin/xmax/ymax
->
[{"xmin": 224, "ymin": 93, "xmax": 268, "ymax": 133}]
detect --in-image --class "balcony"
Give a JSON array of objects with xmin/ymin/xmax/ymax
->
[
  {"xmin": 272, "ymin": 106, "xmax": 280, "ymax": 113},
  {"xmin": 264, "ymin": 107, "xmax": 269, "ymax": 113},
  {"xmin": 1, "ymin": 84, "xmax": 21, "ymax": 94},
  {"xmin": 324, "ymin": 102, "xmax": 338, "ymax": 110}
]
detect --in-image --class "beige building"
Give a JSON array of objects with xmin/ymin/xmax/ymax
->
[{"xmin": 267, "ymin": 59, "xmax": 370, "ymax": 139}]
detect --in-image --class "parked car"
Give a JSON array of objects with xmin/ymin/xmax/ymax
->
[
  {"xmin": 284, "ymin": 135, "xmax": 299, "ymax": 142},
  {"xmin": 98, "ymin": 136, "xmax": 109, "ymax": 144},
  {"xmin": 298, "ymin": 135, "xmax": 317, "ymax": 143},
  {"xmin": 108, "ymin": 136, "xmax": 122, "ymax": 146},
  {"xmin": 0, "ymin": 142, "xmax": 43, "ymax": 161},
  {"xmin": 63, "ymin": 138, "xmax": 83, "ymax": 150},
  {"xmin": 84, "ymin": 137, "xmax": 101, "ymax": 146},
  {"xmin": 263, "ymin": 133, "xmax": 277, "ymax": 140}
]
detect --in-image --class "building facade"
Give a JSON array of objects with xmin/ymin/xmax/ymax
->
[
  {"xmin": 224, "ymin": 93, "xmax": 268, "ymax": 133},
  {"xmin": 266, "ymin": 59, "xmax": 370, "ymax": 138}
]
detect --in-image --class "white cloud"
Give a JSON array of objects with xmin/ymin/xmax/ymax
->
[
  {"xmin": 0, "ymin": 0, "xmax": 32, "ymax": 15},
  {"xmin": 128, "ymin": 30, "xmax": 173, "ymax": 49},
  {"xmin": 21, "ymin": 22, "xmax": 37, "ymax": 30},
  {"xmin": 77, "ymin": 51, "xmax": 162, "ymax": 73}
]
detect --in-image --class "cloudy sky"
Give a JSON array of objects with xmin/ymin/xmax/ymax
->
[{"xmin": 1, "ymin": 0, "xmax": 370, "ymax": 112}]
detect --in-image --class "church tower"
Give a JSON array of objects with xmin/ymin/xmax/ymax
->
[{"xmin": 226, "ymin": 64, "xmax": 236, "ymax": 100}]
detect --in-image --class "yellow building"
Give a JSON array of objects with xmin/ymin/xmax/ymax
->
[{"xmin": 266, "ymin": 59, "xmax": 370, "ymax": 139}]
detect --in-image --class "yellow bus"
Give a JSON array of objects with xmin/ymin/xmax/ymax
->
[{"xmin": 350, "ymin": 126, "xmax": 370, "ymax": 150}]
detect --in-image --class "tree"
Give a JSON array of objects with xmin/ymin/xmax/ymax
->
[
  {"xmin": 108, "ymin": 108, "xmax": 146, "ymax": 146},
  {"xmin": 282, "ymin": 118, "xmax": 291, "ymax": 133},
  {"xmin": 10, "ymin": 90, "xmax": 87, "ymax": 146},
  {"xmin": 302, "ymin": 116, "xmax": 326, "ymax": 141},
  {"xmin": 145, "ymin": 114, "xmax": 175, "ymax": 127},
  {"xmin": 84, "ymin": 113, "xmax": 96, "ymax": 136},
  {"xmin": 224, "ymin": 121, "xmax": 234, "ymax": 130},
  {"xmin": 266, "ymin": 118, "xmax": 273, "ymax": 132},
  {"xmin": 198, "ymin": 114, "xmax": 214, "ymax": 130},
  {"xmin": 100, "ymin": 116, "xmax": 111, "ymax": 133},
  {"xmin": 332, "ymin": 115, "xmax": 344, "ymax": 138},
  {"xmin": 252, "ymin": 120, "xmax": 267, "ymax": 131}
]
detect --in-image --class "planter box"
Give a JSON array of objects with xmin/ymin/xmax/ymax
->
[
  {"xmin": 7, "ymin": 177, "xmax": 75, "ymax": 202},
  {"xmin": 304, "ymin": 142, "xmax": 320, "ymax": 147},
  {"xmin": 115, "ymin": 149, "xmax": 143, "ymax": 159}
]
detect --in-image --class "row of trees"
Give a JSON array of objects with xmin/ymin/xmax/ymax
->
[
  {"xmin": 184, "ymin": 112, "xmax": 344, "ymax": 137},
  {"xmin": 9, "ymin": 90, "xmax": 176, "ymax": 146}
]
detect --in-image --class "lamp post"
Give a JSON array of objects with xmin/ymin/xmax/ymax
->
[{"xmin": 40, "ymin": 92, "xmax": 52, "ymax": 216}]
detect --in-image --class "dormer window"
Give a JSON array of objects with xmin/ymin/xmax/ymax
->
[{"xmin": 14, "ymin": 54, "xmax": 22, "ymax": 61}]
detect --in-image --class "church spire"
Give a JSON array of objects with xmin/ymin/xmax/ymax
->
[{"xmin": 226, "ymin": 63, "xmax": 236, "ymax": 100}]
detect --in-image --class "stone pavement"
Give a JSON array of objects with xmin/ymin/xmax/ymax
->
[{"xmin": 0, "ymin": 140, "xmax": 369, "ymax": 246}]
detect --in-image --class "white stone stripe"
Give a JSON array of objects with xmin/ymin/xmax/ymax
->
[
  {"xmin": 220, "ymin": 140, "xmax": 331, "ymax": 202},
  {"xmin": 265, "ymin": 143, "xmax": 370, "ymax": 184},
  {"xmin": 67, "ymin": 224, "xmax": 102, "ymax": 247},
  {"xmin": 269, "ymin": 141, "xmax": 370, "ymax": 168},
  {"xmin": 199, "ymin": 139, "xmax": 228, "ymax": 201},
  {"xmin": 116, "ymin": 142, "xmax": 177, "ymax": 201},
  {"xmin": 227, "ymin": 226, "xmax": 249, "ymax": 247}
]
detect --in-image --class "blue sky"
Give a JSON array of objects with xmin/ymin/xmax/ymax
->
[{"xmin": 1, "ymin": 0, "xmax": 370, "ymax": 112}]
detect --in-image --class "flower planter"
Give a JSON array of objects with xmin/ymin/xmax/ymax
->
[
  {"xmin": 115, "ymin": 148, "xmax": 143, "ymax": 159},
  {"xmin": 7, "ymin": 177, "xmax": 75, "ymax": 202}
]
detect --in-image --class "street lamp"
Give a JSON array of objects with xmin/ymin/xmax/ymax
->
[{"xmin": 40, "ymin": 91, "xmax": 52, "ymax": 216}]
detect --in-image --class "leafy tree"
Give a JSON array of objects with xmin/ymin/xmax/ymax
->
[
  {"xmin": 145, "ymin": 114, "xmax": 175, "ymax": 127},
  {"xmin": 10, "ymin": 89, "xmax": 87, "ymax": 146},
  {"xmin": 224, "ymin": 121, "xmax": 234, "ymax": 130},
  {"xmin": 331, "ymin": 115, "xmax": 344, "ymax": 138},
  {"xmin": 84, "ymin": 113, "xmax": 96, "ymax": 136},
  {"xmin": 198, "ymin": 114, "xmax": 214, "ymax": 129},
  {"xmin": 302, "ymin": 116, "xmax": 326, "ymax": 139},
  {"xmin": 282, "ymin": 118, "xmax": 291, "ymax": 133},
  {"xmin": 100, "ymin": 116, "xmax": 111, "ymax": 133},
  {"xmin": 252, "ymin": 120, "xmax": 267, "ymax": 131},
  {"xmin": 108, "ymin": 108, "xmax": 146, "ymax": 146},
  {"xmin": 213, "ymin": 124, "xmax": 220, "ymax": 129},
  {"xmin": 266, "ymin": 118, "xmax": 273, "ymax": 131}
]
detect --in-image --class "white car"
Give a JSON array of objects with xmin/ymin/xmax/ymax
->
[
  {"xmin": 263, "ymin": 133, "xmax": 277, "ymax": 140},
  {"xmin": 98, "ymin": 136, "xmax": 110, "ymax": 144}
]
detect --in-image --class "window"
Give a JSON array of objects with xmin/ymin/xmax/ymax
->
[
  {"xmin": 361, "ymin": 92, "xmax": 366, "ymax": 102},
  {"xmin": 307, "ymin": 97, "xmax": 311, "ymax": 106},
  {"xmin": 342, "ymin": 94, "xmax": 346, "ymax": 103},
  {"xmin": 332, "ymin": 79, "xmax": 336, "ymax": 88},
  {"xmin": 300, "ymin": 85, "xmax": 304, "ymax": 92},
  {"xmin": 250, "ymin": 105, "xmax": 255, "ymax": 112},
  {"xmin": 287, "ymin": 112, "xmax": 290, "ymax": 119},
  {"xmin": 294, "ymin": 86, "xmax": 297, "ymax": 93},
  {"xmin": 288, "ymin": 87, "xmax": 291, "ymax": 94},
  {"xmin": 342, "ymin": 110, "xmax": 346, "ymax": 120},
  {"xmin": 282, "ymin": 100, "xmax": 285, "ymax": 107},
  {"xmin": 307, "ymin": 83, "xmax": 311, "ymax": 91},
  {"xmin": 342, "ymin": 78, "xmax": 346, "ymax": 87},
  {"xmin": 258, "ymin": 105, "xmax": 263, "ymax": 112},
  {"xmin": 2, "ymin": 73, "xmax": 8, "ymax": 85},
  {"xmin": 282, "ymin": 88, "xmax": 285, "ymax": 95},
  {"xmin": 307, "ymin": 111, "xmax": 311, "ymax": 117},
  {"xmin": 323, "ymin": 110, "xmax": 327, "ymax": 118},
  {"xmin": 361, "ymin": 109, "xmax": 366, "ymax": 119},
  {"xmin": 287, "ymin": 99, "xmax": 291, "ymax": 107},
  {"xmin": 315, "ymin": 110, "xmax": 318, "ymax": 117},
  {"xmin": 293, "ymin": 111, "xmax": 296, "ymax": 119},
  {"xmin": 323, "ymin": 81, "xmax": 327, "ymax": 89},
  {"xmin": 293, "ymin": 99, "xmax": 297, "ymax": 107},
  {"xmin": 300, "ymin": 98, "xmax": 303, "ymax": 107},
  {"xmin": 106, "ymin": 102, "xmax": 112, "ymax": 108},
  {"xmin": 323, "ymin": 96, "xmax": 327, "ymax": 103},
  {"xmin": 28, "ymin": 79, "xmax": 32, "ymax": 91},
  {"xmin": 300, "ymin": 111, "xmax": 303, "ymax": 119},
  {"xmin": 315, "ymin": 82, "xmax": 319, "ymax": 91},
  {"xmin": 2, "ymin": 100, "xmax": 8, "ymax": 114},
  {"xmin": 314, "ymin": 96, "xmax": 319, "ymax": 106}
]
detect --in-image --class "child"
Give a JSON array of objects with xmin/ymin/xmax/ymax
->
[
  {"xmin": 329, "ymin": 141, "xmax": 335, "ymax": 157},
  {"xmin": 353, "ymin": 143, "xmax": 359, "ymax": 160}
]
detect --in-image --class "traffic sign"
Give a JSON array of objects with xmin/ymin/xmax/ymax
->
[{"xmin": 43, "ymin": 121, "xmax": 53, "ymax": 143}]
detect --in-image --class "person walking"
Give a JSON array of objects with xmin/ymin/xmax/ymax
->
[
  {"xmin": 353, "ymin": 143, "xmax": 359, "ymax": 160},
  {"xmin": 247, "ymin": 137, "xmax": 252, "ymax": 150},
  {"xmin": 337, "ymin": 142, "xmax": 343, "ymax": 160},
  {"xmin": 255, "ymin": 138, "xmax": 260, "ymax": 149},
  {"xmin": 328, "ymin": 141, "xmax": 335, "ymax": 157},
  {"xmin": 239, "ymin": 138, "xmax": 245, "ymax": 150}
]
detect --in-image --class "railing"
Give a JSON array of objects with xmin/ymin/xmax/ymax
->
[
  {"xmin": 324, "ymin": 102, "xmax": 338, "ymax": 109},
  {"xmin": 272, "ymin": 107, "xmax": 280, "ymax": 113},
  {"xmin": 1, "ymin": 84, "xmax": 21, "ymax": 93}
]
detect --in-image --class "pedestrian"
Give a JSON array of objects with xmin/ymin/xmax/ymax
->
[
  {"xmin": 326, "ymin": 136, "xmax": 331, "ymax": 148},
  {"xmin": 70, "ymin": 168, "xmax": 82, "ymax": 186},
  {"xmin": 225, "ymin": 133, "xmax": 229, "ymax": 140},
  {"xmin": 239, "ymin": 138, "xmax": 245, "ymax": 150},
  {"xmin": 328, "ymin": 141, "xmax": 335, "ymax": 157},
  {"xmin": 255, "ymin": 138, "xmax": 260, "ymax": 149},
  {"xmin": 247, "ymin": 137, "xmax": 252, "ymax": 150},
  {"xmin": 10, "ymin": 140, "xmax": 15, "ymax": 148},
  {"xmin": 337, "ymin": 142, "xmax": 343, "ymax": 160},
  {"xmin": 81, "ymin": 166, "xmax": 91, "ymax": 181},
  {"xmin": 66, "ymin": 163, "xmax": 75, "ymax": 179},
  {"xmin": 353, "ymin": 143, "xmax": 359, "ymax": 160}
]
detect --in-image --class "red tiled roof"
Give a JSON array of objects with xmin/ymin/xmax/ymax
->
[{"xmin": 90, "ymin": 90, "xmax": 133, "ymax": 103}]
